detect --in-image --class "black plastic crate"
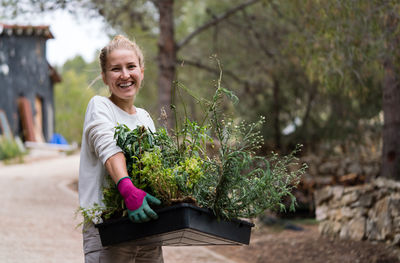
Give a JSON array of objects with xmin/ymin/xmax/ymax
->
[{"xmin": 95, "ymin": 203, "xmax": 254, "ymax": 246}]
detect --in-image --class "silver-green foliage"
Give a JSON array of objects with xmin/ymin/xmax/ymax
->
[
  {"xmin": 193, "ymin": 86, "xmax": 306, "ymax": 220},
  {"xmin": 98, "ymin": 73, "xmax": 306, "ymax": 222}
]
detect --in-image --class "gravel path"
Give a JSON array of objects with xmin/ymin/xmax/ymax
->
[
  {"xmin": 0, "ymin": 154, "xmax": 84, "ymax": 263},
  {"xmin": 0, "ymin": 153, "xmax": 237, "ymax": 263}
]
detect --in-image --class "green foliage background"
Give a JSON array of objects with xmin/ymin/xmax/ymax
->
[
  {"xmin": 54, "ymin": 56, "xmax": 99, "ymax": 144},
  {"xmin": 3, "ymin": 0, "xmax": 394, "ymax": 153}
]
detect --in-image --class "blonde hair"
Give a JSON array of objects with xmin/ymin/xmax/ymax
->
[{"xmin": 99, "ymin": 35, "xmax": 144, "ymax": 73}]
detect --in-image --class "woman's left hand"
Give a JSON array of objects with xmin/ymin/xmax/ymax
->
[
  {"xmin": 117, "ymin": 176, "xmax": 161, "ymax": 223},
  {"xmin": 127, "ymin": 193, "xmax": 161, "ymax": 223}
]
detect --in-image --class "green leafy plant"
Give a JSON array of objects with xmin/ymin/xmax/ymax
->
[
  {"xmin": 96, "ymin": 120, "xmax": 209, "ymax": 222},
  {"xmin": 0, "ymin": 137, "xmax": 24, "ymax": 162},
  {"xmin": 80, "ymin": 64, "xmax": 307, "ymax": 224}
]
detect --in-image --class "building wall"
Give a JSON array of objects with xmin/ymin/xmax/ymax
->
[{"xmin": 0, "ymin": 35, "xmax": 54, "ymax": 141}]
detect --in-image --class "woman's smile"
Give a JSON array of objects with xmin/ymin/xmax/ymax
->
[{"xmin": 119, "ymin": 82, "xmax": 134, "ymax": 88}]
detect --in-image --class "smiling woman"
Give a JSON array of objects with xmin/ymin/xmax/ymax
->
[{"xmin": 78, "ymin": 35, "xmax": 163, "ymax": 263}]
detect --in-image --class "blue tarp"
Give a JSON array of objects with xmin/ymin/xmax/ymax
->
[{"xmin": 49, "ymin": 133, "xmax": 68, "ymax": 145}]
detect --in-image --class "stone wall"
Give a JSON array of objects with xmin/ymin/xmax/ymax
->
[
  {"xmin": 314, "ymin": 178, "xmax": 400, "ymax": 246},
  {"xmin": 293, "ymin": 153, "xmax": 380, "ymax": 213},
  {"xmin": 301, "ymin": 153, "xmax": 380, "ymax": 185}
]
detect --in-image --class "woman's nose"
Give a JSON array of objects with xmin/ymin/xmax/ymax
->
[{"xmin": 120, "ymin": 68, "xmax": 130, "ymax": 79}]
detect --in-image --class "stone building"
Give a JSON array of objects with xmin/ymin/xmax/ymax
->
[{"xmin": 0, "ymin": 23, "xmax": 61, "ymax": 142}]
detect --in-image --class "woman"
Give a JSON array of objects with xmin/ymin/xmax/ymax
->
[{"xmin": 79, "ymin": 35, "xmax": 163, "ymax": 262}]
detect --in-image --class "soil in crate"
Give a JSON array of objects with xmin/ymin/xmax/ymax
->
[{"xmin": 95, "ymin": 203, "xmax": 254, "ymax": 246}]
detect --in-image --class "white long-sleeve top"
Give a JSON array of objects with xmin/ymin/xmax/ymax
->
[{"xmin": 78, "ymin": 95, "xmax": 155, "ymax": 210}]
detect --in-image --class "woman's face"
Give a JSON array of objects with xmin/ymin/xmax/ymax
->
[{"xmin": 102, "ymin": 48, "xmax": 144, "ymax": 101}]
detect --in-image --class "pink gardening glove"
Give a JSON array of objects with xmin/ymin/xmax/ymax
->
[{"xmin": 117, "ymin": 177, "xmax": 161, "ymax": 223}]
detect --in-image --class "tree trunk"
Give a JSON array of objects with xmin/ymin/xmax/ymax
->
[
  {"xmin": 156, "ymin": 0, "xmax": 176, "ymax": 129},
  {"xmin": 272, "ymin": 78, "xmax": 281, "ymax": 150},
  {"xmin": 381, "ymin": 60, "xmax": 400, "ymax": 180},
  {"xmin": 381, "ymin": 13, "xmax": 400, "ymax": 180},
  {"xmin": 297, "ymin": 82, "xmax": 317, "ymax": 146}
]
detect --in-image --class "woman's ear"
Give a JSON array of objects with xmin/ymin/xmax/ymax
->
[
  {"xmin": 101, "ymin": 72, "xmax": 107, "ymax": 85},
  {"xmin": 139, "ymin": 67, "xmax": 145, "ymax": 89}
]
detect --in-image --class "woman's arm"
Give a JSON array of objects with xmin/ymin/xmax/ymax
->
[{"xmin": 104, "ymin": 152, "xmax": 129, "ymax": 184}]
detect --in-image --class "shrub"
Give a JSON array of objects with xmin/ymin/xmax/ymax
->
[
  {"xmin": 79, "ymin": 78, "xmax": 307, "ymax": 225},
  {"xmin": 0, "ymin": 137, "xmax": 24, "ymax": 161}
]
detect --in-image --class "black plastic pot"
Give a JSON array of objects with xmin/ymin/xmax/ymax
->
[{"xmin": 95, "ymin": 203, "xmax": 254, "ymax": 247}]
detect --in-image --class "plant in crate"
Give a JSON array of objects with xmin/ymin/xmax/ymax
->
[{"xmin": 79, "ymin": 68, "xmax": 307, "ymax": 226}]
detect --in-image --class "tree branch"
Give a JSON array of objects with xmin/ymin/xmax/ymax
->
[
  {"xmin": 177, "ymin": 0, "xmax": 261, "ymax": 50},
  {"xmin": 177, "ymin": 58, "xmax": 270, "ymax": 98},
  {"xmin": 178, "ymin": 58, "xmax": 247, "ymax": 85},
  {"xmin": 241, "ymin": 9, "xmax": 275, "ymax": 59}
]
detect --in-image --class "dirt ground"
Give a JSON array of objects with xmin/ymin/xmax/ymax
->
[
  {"xmin": 1, "ymin": 151, "xmax": 399, "ymax": 263},
  {"xmin": 70, "ymin": 177, "xmax": 400, "ymax": 263},
  {"xmin": 67, "ymin": 182, "xmax": 400, "ymax": 263},
  {"xmin": 210, "ymin": 222, "xmax": 400, "ymax": 263}
]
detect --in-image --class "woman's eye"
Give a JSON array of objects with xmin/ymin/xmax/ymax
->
[
  {"xmin": 128, "ymin": 65, "xmax": 136, "ymax": 69},
  {"xmin": 111, "ymin": 68, "xmax": 120, "ymax": 72}
]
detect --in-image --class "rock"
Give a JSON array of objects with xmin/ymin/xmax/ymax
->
[
  {"xmin": 339, "ymin": 218, "xmax": 366, "ymax": 241},
  {"xmin": 336, "ymin": 166, "xmax": 346, "ymax": 177},
  {"xmin": 368, "ymin": 164, "xmax": 380, "ymax": 178},
  {"xmin": 351, "ymin": 193, "xmax": 373, "ymax": 208},
  {"xmin": 354, "ymin": 207, "xmax": 368, "ymax": 217},
  {"xmin": 343, "ymin": 184, "xmax": 365, "ymax": 194},
  {"xmin": 314, "ymin": 187, "xmax": 333, "ymax": 206},
  {"xmin": 393, "ymin": 217, "xmax": 400, "ymax": 232},
  {"xmin": 332, "ymin": 186, "xmax": 344, "ymax": 201},
  {"xmin": 315, "ymin": 178, "xmax": 400, "ymax": 246},
  {"xmin": 389, "ymin": 194, "xmax": 400, "ymax": 218},
  {"xmin": 348, "ymin": 217, "xmax": 366, "ymax": 241},
  {"xmin": 319, "ymin": 221, "xmax": 341, "ymax": 237},
  {"xmin": 341, "ymin": 191, "xmax": 360, "ymax": 206},
  {"xmin": 366, "ymin": 219, "xmax": 379, "ymax": 241},
  {"xmin": 337, "ymin": 207, "xmax": 353, "ymax": 221},
  {"xmin": 347, "ymin": 162, "xmax": 362, "ymax": 175},
  {"xmin": 375, "ymin": 187, "xmax": 390, "ymax": 200},
  {"xmin": 338, "ymin": 173, "xmax": 365, "ymax": 185},
  {"xmin": 339, "ymin": 223, "xmax": 350, "ymax": 239},
  {"xmin": 368, "ymin": 197, "xmax": 392, "ymax": 241},
  {"xmin": 283, "ymin": 223, "xmax": 304, "ymax": 231},
  {"xmin": 319, "ymin": 161, "xmax": 339, "ymax": 175},
  {"xmin": 393, "ymin": 234, "xmax": 400, "ymax": 246},
  {"xmin": 362, "ymin": 165, "xmax": 375, "ymax": 177},
  {"xmin": 374, "ymin": 178, "xmax": 400, "ymax": 191},
  {"xmin": 315, "ymin": 205, "xmax": 329, "ymax": 221},
  {"xmin": 342, "ymin": 157, "xmax": 353, "ymax": 168},
  {"xmin": 314, "ymin": 176, "xmax": 335, "ymax": 187}
]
